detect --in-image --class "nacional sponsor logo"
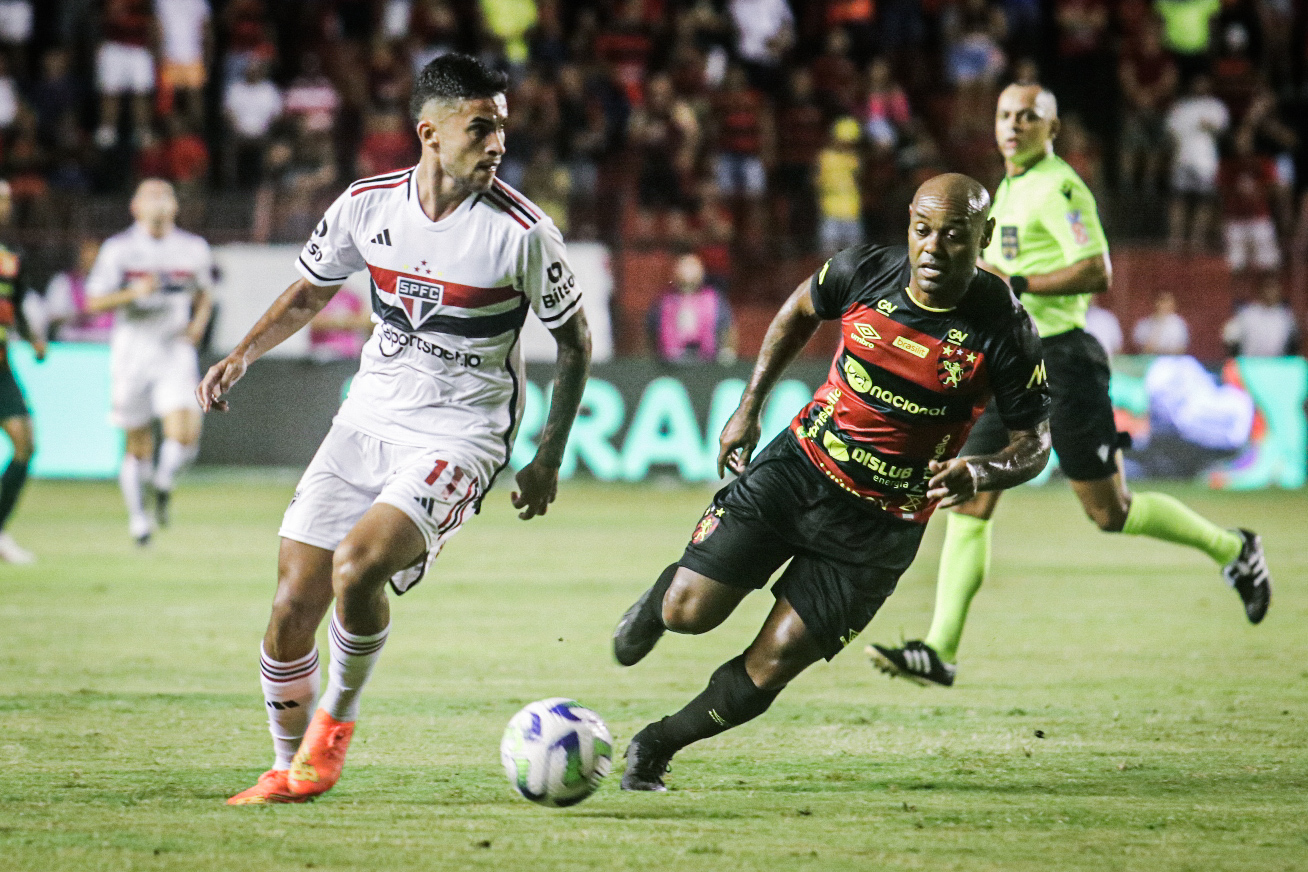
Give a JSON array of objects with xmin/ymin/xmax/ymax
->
[
  {"xmin": 379, "ymin": 323, "xmax": 483, "ymax": 366},
  {"xmin": 849, "ymin": 322, "xmax": 880, "ymax": 349},
  {"xmin": 1001, "ymin": 225, "xmax": 1019, "ymax": 259},
  {"xmin": 841, "ymin": 355, "xmax": 947, "ymax": 416},
  {"xmin": 395, "ymin": 276, "xmax": 446, "ymax": 329},
  {"xmin": 893, "ymin": 335, "xmax": 930, "ymax": 358}
]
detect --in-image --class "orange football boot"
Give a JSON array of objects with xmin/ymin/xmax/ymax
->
[
  {"xmin": 226, "ymin": 769, "xmax": 308, "ymax": 805},
  {"xmin": 286, "ymin": 709, "xmax": 355, "ymax": 798}
]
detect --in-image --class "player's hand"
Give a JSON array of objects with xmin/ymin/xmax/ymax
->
[
  {"xmin": 512, "ymin": 459, "xmax": 559, "ymax": 520},
  {"xmin": 927, "ymin": 457, "xmax": 978, "ymax": 508},
  {"xmin": 31, "ymin": 339, "xmax": 47, "ymax": 362},
  {"xmin": 717, "ymin": 407, "xmax": 762, "ymax": 478},
  {"xmin": 196, "ymin": 353, "xmax": 247, "ymax": 412},
  {"xmin": 184, "ymin": 325, "xmax": 205, "ymax": 347},
  {"xmin": 128, "ymin": 275, "xmax": 158, "ymax": 300}
]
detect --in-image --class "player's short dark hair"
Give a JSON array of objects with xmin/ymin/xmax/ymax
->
[{"xmin": 409, "ymin": 54, "xmax": 509, "ymax": 121}]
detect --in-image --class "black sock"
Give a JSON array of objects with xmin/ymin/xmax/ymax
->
[
  {"xmin": 638, "ymin": 563, "xmax": 679, "ymax": 629},
  {"xmin": 643, "ymin": 655, "xmax": 782, "ymax": 753},
  {"xmin": 0, "ymin": 457, "xmax": 29, "ymax": 531}
]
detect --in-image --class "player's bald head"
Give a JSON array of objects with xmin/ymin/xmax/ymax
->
[
  {"xmin": 995, "ymin": 84, "xmax": 1060, "ymax": 170},
  {"xmin": 911, "ymin": 173, "xmax": 991, "ymax": 228}
]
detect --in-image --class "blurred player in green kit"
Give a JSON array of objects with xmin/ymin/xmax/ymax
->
[{"xmin": 868, "ymin": 84, "xmax": 1272, "ymax": 687}]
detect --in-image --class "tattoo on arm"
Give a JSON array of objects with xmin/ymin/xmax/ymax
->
[
  {"xmin": 535, "ymin": 311, "xmax": 592, "ymax": 467},
  {"xmin": 970, "ymin": 420, "xmax": 1051, "ymax": 492}
]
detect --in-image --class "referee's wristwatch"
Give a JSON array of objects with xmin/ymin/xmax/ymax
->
[{"xmin": 1009, "ymin": 274, "xmax": 1029, "ymax": 296}]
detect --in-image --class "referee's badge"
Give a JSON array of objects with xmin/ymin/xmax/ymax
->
[{"xmin": 1000, "ymin": 226, "xmax": 1019, "ymax": 260}]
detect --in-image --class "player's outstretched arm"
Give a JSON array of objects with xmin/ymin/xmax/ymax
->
[
  {"xmin": 186, "ymin": 289, "xmax": 214, "ymax": 347},
  {"xmin": 718, "ymin": 280, "xmax": 822, "ymax": 477},
  {"xmin": 512, "ymin": 309, "xmax": 592, "ymax": 520},
  {"xmin": 196, "ymin": 277, "xmax": 339, "ymax": 412},
  {"xmin": 927, "ymin": 419, "xmax": 1051, "ymax": 507}
]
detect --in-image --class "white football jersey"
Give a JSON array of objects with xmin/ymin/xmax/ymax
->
[
  {"xmin": 295, "ymin": 168, "xmax": 582, "ymax": 486},
  {"xmin": 86, "ymin": 224, "xmax": 214, "ymax": 357}
]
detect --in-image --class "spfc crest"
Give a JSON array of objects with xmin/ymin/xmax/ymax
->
[
  {"xmin": 937, "ymin": 346, "xmax": 976, "ymax": 389},
  {"xmin": 1000, "ymin": 226, "xmax": 1019, "ymax": 260},
  {"xmin": 691, "ymin": 507, "xmax": 724, "ymax": 544},
  {"xmin": 395, "ymin": 276, "xmax": 445, "ymax": 328}
]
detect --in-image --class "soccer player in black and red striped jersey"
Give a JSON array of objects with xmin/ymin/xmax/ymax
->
[{"xmin": 612, "ymin": 173, "xmax": 1052, "ymax": 791}]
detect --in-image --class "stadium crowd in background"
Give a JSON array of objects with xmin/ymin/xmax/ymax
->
[{"xmin": 0, "ymin": 0, "xmax": 1305, "ymax": 357}]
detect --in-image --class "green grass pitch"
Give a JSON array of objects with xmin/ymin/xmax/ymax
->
[{"xmin": 0, "ymin": 476, "xmax": 1305, "ymax": 871}]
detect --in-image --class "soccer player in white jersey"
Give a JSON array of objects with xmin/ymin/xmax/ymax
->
[
  {"xmin": 200, "ymin": 54, "xmax": 592, "ymax": 806},
  {"xmin": 85, "ymin": 179, "xmax": 214, "ymax": 545}
]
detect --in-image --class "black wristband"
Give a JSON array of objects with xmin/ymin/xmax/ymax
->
[{"xmin": 1010, "ymin": 275, "xmax": 1029, "ymax": 296}]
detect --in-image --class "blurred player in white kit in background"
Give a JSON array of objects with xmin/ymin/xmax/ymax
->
[{"xmin": 85, "ymin": 179, "xmax": 214, "ymax": 545}]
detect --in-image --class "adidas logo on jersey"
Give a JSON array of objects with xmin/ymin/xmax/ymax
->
[
  {"xmin": 414, "ymin": 496, "xmax": 436, "ymax": 517},
  {"xmin": 371, "ymin": 229, "xmax": 392, "ymax": 246}
]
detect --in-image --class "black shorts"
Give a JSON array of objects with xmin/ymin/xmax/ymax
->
[
  {"xmin": 0, "ymin": 361, "xmax": 28, "ymax": 420},
  {"xmin": 679, "ymin": 431, "xmax": 926, "ymax": 660},
  {"xmin": 961, "ymin": 328, "xmax": 1123, "ymax": 481}
]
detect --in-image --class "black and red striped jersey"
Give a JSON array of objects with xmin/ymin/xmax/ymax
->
[{"xmin": 791, "ymin": 244, "xmax": 1049, "ymax": 523}]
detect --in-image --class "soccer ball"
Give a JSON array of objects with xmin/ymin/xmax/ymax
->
[{"xmin": 500, "ymin": 698, "xmax": 613, "ymax": 807}]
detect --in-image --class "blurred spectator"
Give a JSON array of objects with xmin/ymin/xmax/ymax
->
[
  {"xmin": 629, "ymin": 73, "xmax": 698, "ymax": 235},
  {"xmin": 367, "ymin": 39, "xmax": 412, "ymax": 108},
  {"xmin": 1085, "ymin": 294, "xmax": 1124, "ymax": 356},
  {"xmin": 155, "ymin": 0, "xmax": 211, "ymax": 126},
  {"xmin": 500, "ymin": 69, "xmax": 558, "ymax": 189},
  {"xmin": 713, "ymin": 64, "xmax": 773, "ymax": 208},
  {"xmin": 223, "ymin": 55, "xmax": 282, "ymax": 188},
  {"xmin": 1153, "ymin": 0, "xmax": 1220, "ymax": 81},
  {"xmin": 1222, "ymin": 275, "xmax": 1299, "ymax": 356},
  {"xmin": 817, "ymin": 117, "xmax": 862, "ymax": 254},
  {"xmin": 309, "ymin": 286, "xmax": 372, "ymax": 361},
  {"xmin": 284, "ymin": 53, "xmax": 341, "ymax": 137},
  {"xmin": 862, "ymin": 57, "xmax": 910, "ymax": 153},
  {"xmin": 809, "ymin": 28, "xmax": 859, "ymax": 116},
  {"xmin": 1219, "ymin": 132, "xmax": 1280, "ymax": 276},
  {"xmin": 526, "ymin": 0, "xmax": 567, "ymax": 74},
  {"xmin": 521, "ymin": 146, "xmax": 570, "ymax": 232},
  {"xmin": 943, "ymin": 0, "xmax": 1007, "ymax": 136},
  {"xmin": 94, "ymin": 0, "xmax": 157, "ymax": 150},
  {"xmin": 0, "ymin": 0, "xmax": 31, "ymax": 71},
  {"xmin": 1133, "ymin": 291, "xmax": 1190, "ymax": 353},
  {"xmin": 407, "ymin": 0, "xmax": 460, "ymax": 75},
  {"xmin": 772, "ymin": 68, "xmax": 825, "ymax": 250},
  {"xmin": 728, "ymin": 0, "xmax": 794, "ymax": 95},
  {"xmin": 1057, "ymin": 114, "xmax": 1102, "ymax": 192},
  {"xmin": 690, "ymin": 178, "xmax": 735, "ymax": 282},
  {"xmin": 221, "ymin": 0, "xmax": 272, "ymax": 86},
  {"xmin": 1118, "ymin": 19, "xmax": 1178, "ymax": 195},
  {"xmin": 43, "ymin": 239, "xmax": 113, "ymax": 343},
  {"xmin": 137, "ymin": 115, "xmax": 209, "ymax": 193},
  {"xmin": 4, "ymin": 105, "xmax": 48, "ymax": 221},
  {"xmin": 595, "ymin": 0, "xmax": 655, "ymax": 108},
  {"xmin": 824, "ymin": 0, "xmax": 875, "ymax": 65},
  {"xmin": 647, "ymin": 252, "xmax": 736, "ymax": 364},
  {"xmin": 0, "ymin": 52, "xmax": 18, "ymax": 133},
  {"xmin": 1166, "ymin": 73, "xmax": 1228, "ymax": 250},
  {"xmin": 357, "ymin": 106, "xmax": 418, "ymax": 178},
  {"xmin": 481, "ymin": 0, "xmax": 537, "ymax": 68},
  {"xmin": 1053, "ymin": 0, "xmax": 1113, "ymax": 143},
  {"xmin": 555, "ymin": 63, "xmax": 606, "ymax": 238},
  {"xmin": 31, "ymin": 49, "xmax": 83, "ymax": 149}
]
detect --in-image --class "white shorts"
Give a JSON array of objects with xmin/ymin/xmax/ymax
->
[
  {"xmin": 1224, "ymin": 217, "xmax": 1281, "ymax": 273},
  {"xmin": 110, "ymin": 340, "xmax": 201, "ymax": 429},
  {"xmin": 97, "ymin": 42, "xmax": 155, "ymax": 96},
  {"xmin": 279, "ymin": 422, "xmax": 485, "ymax": 560}
]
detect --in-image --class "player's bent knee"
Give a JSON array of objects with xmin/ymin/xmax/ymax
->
[
  {"xmin": 1086, "ymin": 503, "xmax": 1128, "ymax": 533},
  {"xmin": 661, "ymin": 586, "xmax": 717, "ymax": 634},
  {"xmin": 331, "ymin": 541, "xmax": 392, "ymax": 599}
]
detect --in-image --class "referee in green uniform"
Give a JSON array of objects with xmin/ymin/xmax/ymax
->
[{"xmin": 868, "ymin": 84, "xmax": 1272, "ymax": 687}]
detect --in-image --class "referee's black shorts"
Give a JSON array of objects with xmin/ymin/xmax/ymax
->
[
  {"xmin": 678, "ymin": 431, "xmax": 926, "ymax": 660},
  {"xmin": 962, "ymin": 327, "xmax": 1123, "ymax": 481}
]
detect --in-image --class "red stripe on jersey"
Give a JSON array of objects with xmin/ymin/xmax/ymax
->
[
  {"xmin": 482, "ymin": 189, "xmax": 532, "ymax": 228},
  {"xmin": 841, "ymin": 302, "xmax": 990, "ymax": 390},
  {"xmin": 366, "ymin": 264, "xmax": 521, "ymax": 310},
  {"xmin": 352, "ymin": 178, "xmax": 409, "ymax": 196},
  {"xmin": 492, "ymin": 179, "xmax": 542, "ymax": 220}
]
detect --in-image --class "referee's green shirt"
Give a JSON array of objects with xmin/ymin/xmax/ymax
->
[{"xmin": 982, "ymin": 154, "xmax": 1108, "ymax": 338}]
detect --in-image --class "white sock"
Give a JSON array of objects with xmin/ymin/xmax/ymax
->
[
  {"xmin": 259, "ymin": 645, "xmax": 321, "ymax": 771},
  {"xmin": 320, "ymin": 614, "xmax": 389, "ymax": 723},
  {"xmin": 154, "ymin": 439, "xmax": 197, "ymax": 492},
  {"xmin": 118, "ymin": 455, "xmax": 152, "ymax": 531}
]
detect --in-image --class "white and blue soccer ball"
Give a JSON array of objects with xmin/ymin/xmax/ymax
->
[{"xmin": 500, "ymin": 698, "xmax": 613, "ymax": 807}]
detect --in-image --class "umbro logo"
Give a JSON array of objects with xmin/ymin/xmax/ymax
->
[
  {"xmin": 371, "ymin": 229, "xmax": 393, "ymax": 246},
  {"xmin": 414, "ymin": 495, "xmax": 436, "ymax": 516}
]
